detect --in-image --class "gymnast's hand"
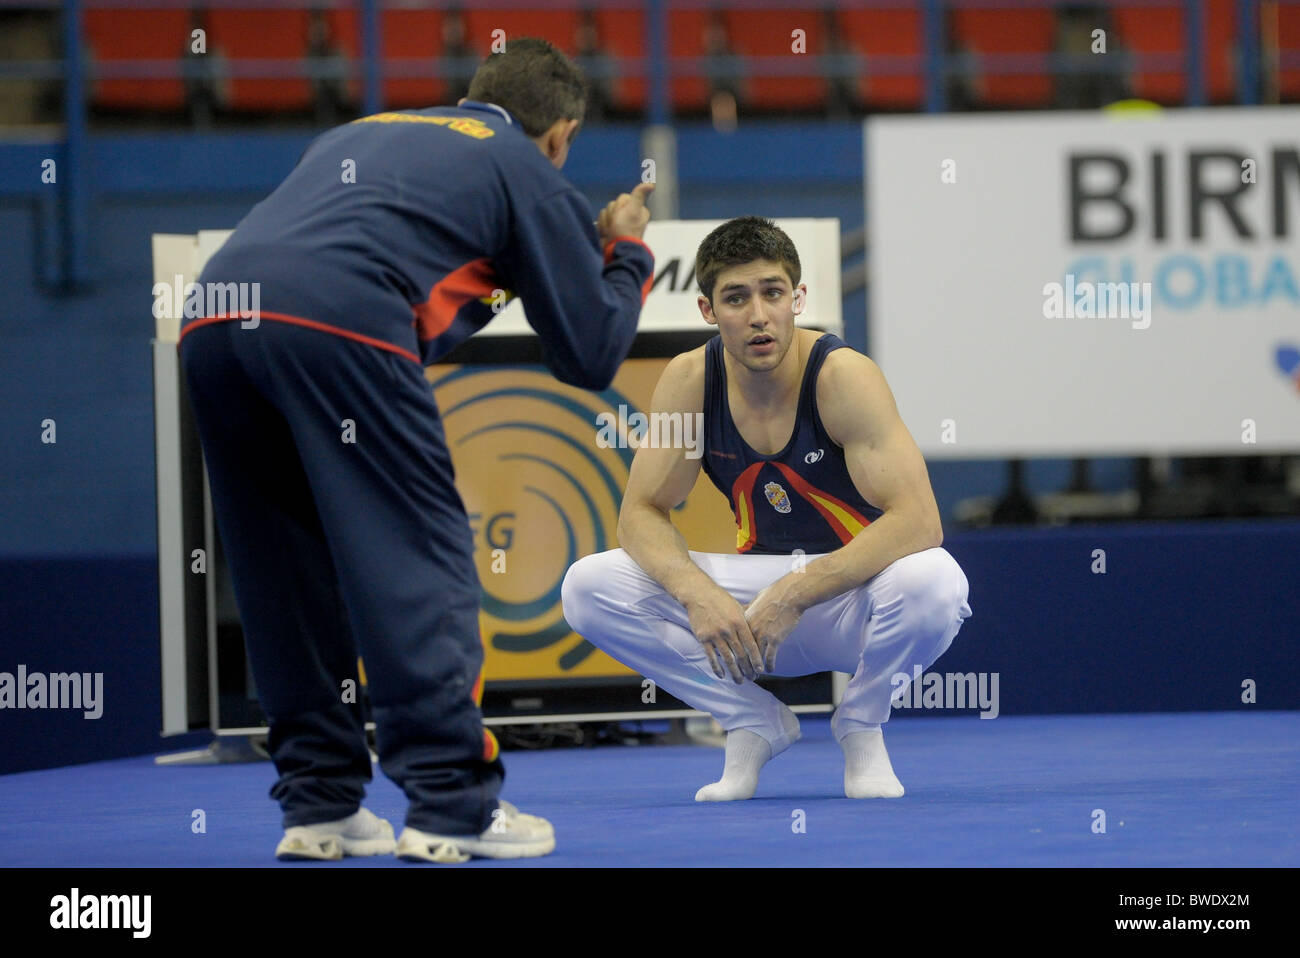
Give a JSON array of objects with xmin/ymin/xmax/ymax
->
[
  {"xmin": 684, "ymin": 587, "xmax": 764, "ymax": 684},
  {"xmin": 744, "ymin": 580, "xmax": 805, "ymax": 673}
]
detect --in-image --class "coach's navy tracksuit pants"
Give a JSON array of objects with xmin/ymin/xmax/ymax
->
[{"xmin": 179, "ymin": 316, "xmax": 503, "ymax": 835}]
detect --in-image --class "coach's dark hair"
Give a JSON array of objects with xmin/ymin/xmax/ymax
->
[
  {"xmin": 465, "ymin": 37, "xmax": 587, "ymax": 138},
  {"xmin": 695, "ymin": 217, "xmax": 802, "ymax": 303}
]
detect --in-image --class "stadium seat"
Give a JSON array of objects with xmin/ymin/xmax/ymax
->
[
  {"xmin": 1205, "ymin": 0, "xmax": 1236, "ymax": 102},
  {"xmin": 206, "ymin": 9, "xmax": 313, "ymax": 113},
  {"xmin": 949, "ymin": 7, "xmax": 1054, "ymax": 108},
  {"xmin": 1114, "ymin": 4, "xmax": 1187, "ymax": 104},
  {"xmin": 668, "ymin": 7, "xmax": 711, "ymax": 113},
  {"xmin": 838, "ymin": 7, "xmax": 924, "ymax": 111},
  {"xmin": 380, "ymin": 8, "xmax": 447, "ymax": 109},
  {"xmin": 722, "ymin": 9, "xmax": 827, "ymax": 111},
  {"xmin": 84, "ymin": 9, "xmax": 189, "ymax": 112},
  {"xmin": 462, "ymin": 9, "xmax": 579, "ymax": 55},
  {"xmin": 595, "ymin": 8, "xmax": 646, "ymax": 113},
  {"xmin": 1277, "ymin": 0, "xmax": 1300, "ymax": 100},
  {"xmin": 324, "ymin": 5, "xmax": 361, "ymax": 107}
]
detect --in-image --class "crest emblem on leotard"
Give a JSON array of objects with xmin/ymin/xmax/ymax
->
[{"xmin": 764, "ymin": 481, "xmax": 793, "ymax": 514}]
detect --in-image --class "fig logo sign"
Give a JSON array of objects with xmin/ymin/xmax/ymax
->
[{"xmin": 430, "ymin": 366, "xmax": 644, "ymax": 679}]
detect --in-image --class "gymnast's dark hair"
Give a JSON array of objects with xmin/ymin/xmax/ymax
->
[
  {"xmin": 695, "ymin": 217, "xmax": 802, "ymax": 303},
  {"xmin": 465, "ymin": 37, "xmax": 587, "ymax": 139}
]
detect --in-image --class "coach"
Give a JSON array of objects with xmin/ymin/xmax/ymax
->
[{"xmin": 178, "ymin": 38, "xmax": 653, "ymax": 861}]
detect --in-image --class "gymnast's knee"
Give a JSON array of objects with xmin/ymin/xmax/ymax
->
[
  {"xmin": 890, "ymin": 547, "xmax": 972, "ymax": 637},
  {"xmin": 560, "ymin": 549, "xmax": 626, "ymax": 635}
]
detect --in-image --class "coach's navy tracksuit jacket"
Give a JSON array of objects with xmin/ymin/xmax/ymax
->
[{"xmin": 178, "ymin": 101, "xmax": 653, "ymax": 835}]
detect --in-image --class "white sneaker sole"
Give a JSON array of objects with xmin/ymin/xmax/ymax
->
[
  {"xmin": 276, "ymin": 835, "xmax": 344, "ymax": 861},
  {"xmin": 395, "ymin": 830, "xmax": 555, "ymax": 862},
  {"xmin": 340, "ymin": 836, "xmax": 398, "ymax": 856},
  {"xmin": 275, "ymin": 830, "xmax": 396, "ymax": 861}
]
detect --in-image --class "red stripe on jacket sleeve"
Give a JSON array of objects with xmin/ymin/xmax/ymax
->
[
  {"xmin": 414, "ymin": 258, "xmax": 500, "ymax": 343},
  {"xmin": 603, "ymin": 236, "xmax": 655, "ymax": 305}
]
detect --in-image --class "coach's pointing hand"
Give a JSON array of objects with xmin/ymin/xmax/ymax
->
[
  {"xmin": 598, "ymin": 181, "xmax": 654, "ymax": 244},
  {"xmin": 684, "ymin": 588, "xmax": 764, "ymax": 684}
]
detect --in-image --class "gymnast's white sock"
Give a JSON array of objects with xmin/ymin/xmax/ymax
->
[
  {"xmin": 841, "ymin": 727, "xmax": 905, "ymax": 799},
  {"xmin": 695, "ymin": 706, "xmax": 801, "ymax": 802},
  {"xmin": 695, "ymin": 729, "xmax": 771, "ymax": 802}
]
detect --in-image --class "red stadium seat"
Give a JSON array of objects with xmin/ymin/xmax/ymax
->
[
  {"xmin": 668, "ymin": 7, "xmax": 711, "ymax": 113},
  {"xmin": 838, "ymin": 8, "xmax": 924, "ymax": 111},
  {"xmin": 595, "ymin": 8, "xmax": 646, "ymax": 113},
  {"xmin": 722, "ymin": 9, "xmax": 827, "ymax": 111},
  {"xmin": 1205, "ymin": 0, "xmax": 1236, "ymax": 102},
  {"xmin": 462, "ymin": 9, "xmax": 579, "ymax": 55},
  {"xmin": 325, "ymin": 6, "xmax": 362, "ymax": 107},
  {"xmin": 1114, "ymin": 4, "xmax": 1187, "ymax": 104},
  {"xmin": 950, "ymin": 7, "xmax": 1054, "ymax": 108},
  {"xmin": 380, "ymin": 8, "xmax": 447, "ymax": 109},
  {"xmin": 1276, "ymin": 0, "xmax": 1300, "ymax": 100},
  {"xmin": 84, "ymin": 9, "xmax": 189, "ymax": 112},
  {"xmin": 206, "ymin": 9, "xmax": 312, "ymax": 112}
]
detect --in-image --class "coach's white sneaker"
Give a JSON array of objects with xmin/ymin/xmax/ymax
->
[
  {"xmin": 275, "ymin": 807, "xmax": 396, "ymax": 861},
  {"xmin": 395, "ymin": 801, "xmax": 555, "ymax": 862}
]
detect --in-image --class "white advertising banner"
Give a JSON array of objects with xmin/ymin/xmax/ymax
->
[
  {"xmin": 867, "ymin": 108, "xmax": 1300, "ymax": 457},
  {"xmin": 155, "ymin": 218, "xmax": 841, "ymax": 342},
  {"xmin": 488, "ymin": 217, "xmax": 842, "ymax": 336}
]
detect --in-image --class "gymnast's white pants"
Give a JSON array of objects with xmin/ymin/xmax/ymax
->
[{"xmin": 561, "ymin": 547, "xmax": 972, "ymax": 751}]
